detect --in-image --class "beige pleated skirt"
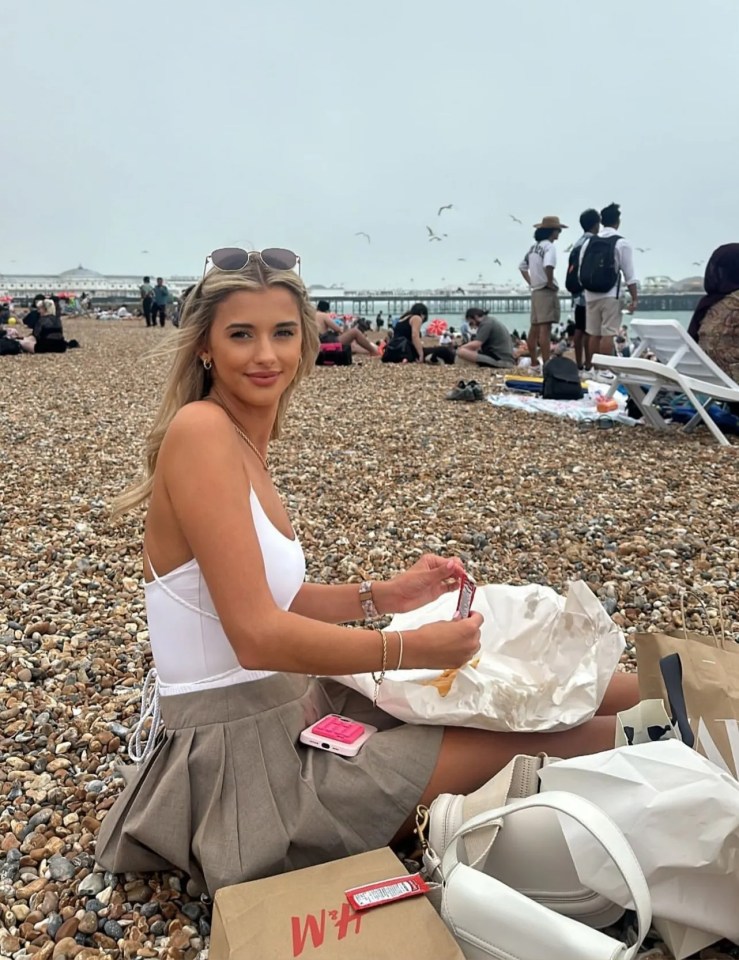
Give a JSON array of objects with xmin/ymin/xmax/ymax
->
[{"xmin": 95, "ymin": 673, "xmax": 443, "ymax": 897}]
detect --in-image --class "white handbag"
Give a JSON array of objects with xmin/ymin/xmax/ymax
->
[
  {"xmin": 436, "ymin": 792, "xmax": 652, "ymax": 960},
  {"xmin": 418, "ymin": 753, "xmax": 624, "ymax": 928}
]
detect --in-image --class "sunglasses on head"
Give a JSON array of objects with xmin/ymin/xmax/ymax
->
[{"xmin": 203, "ymin": 247, "xmax": 300, "ymax": 278}]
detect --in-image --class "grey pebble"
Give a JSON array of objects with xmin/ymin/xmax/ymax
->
[
  {"xmin": 149, "ymin": 920, "xmax": 166, "ymax": 937},
  {"xmin": 47, "ymin": 855, "xmax": 76, "ymax": 881},
  {"xmin": 140, "ymin": 901, "xmax": 160, "ymax": 919},
  {"xmin": 46, "ymin": 913, "xmax": 63, "ymax": 940},
  {"xmin": 108, "ymin": 722, "xmax": 130, "ymax": 738},
  {"xmin": 198, "ymin": 917, "xmax": 211, "ymax": 938},
  {"xmin": 85, "ymin": 780, "xmax": 105, "ymax": 794},
  {"xmin": 77, "ymin": 872, "xmax": 105, "ymax": 896},
  {"xmin": 182, "ymin": 901, "xmax": 202, "ymax": 921},
  {"xmin": 0, "ymin": 861, "xmax": 19, "ymax": 882},
  {"xmin": 85, "ymin": 898, "xmax": 106, "ymax": 914},
  {"xmin": 103, "ymin": 919, "xmax": 124, "ymax": 940},
  {"xmin": 27, "ymin": 808, "xmax": 53, "ymax": 831},
  {"xmin": 601, "ymin": 597, "xmax": 618, "ymax": 616}
]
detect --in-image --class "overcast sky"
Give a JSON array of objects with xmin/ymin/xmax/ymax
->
[{"xmin": 2, "ymin": 0, "xmax": 737, "ymax": 289}]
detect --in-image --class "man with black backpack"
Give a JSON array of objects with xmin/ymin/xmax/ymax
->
[
  {"xmin": 578, "ymin": 202, "xmax": 638, "ymax": 374},
  {"xmin": 565, "ymin": 208, "xmax": 601, "ymax": 372}
]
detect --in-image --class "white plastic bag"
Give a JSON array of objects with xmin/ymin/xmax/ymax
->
[
  {"xmin": 331, "ymin": 580, "xmax": 625, "ymax": 732},
  {"xmin": 538, "ymin": 740, "xmax": 739, "ymax": 942}
]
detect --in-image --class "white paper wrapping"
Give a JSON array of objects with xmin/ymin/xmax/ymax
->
[
  {"xmin": 539, "ymin": 741, "xmax": 739, "ymax": 941},
  {"xmin": 331, "ymin": 580, "xmax": 625, "ymax": 732}
]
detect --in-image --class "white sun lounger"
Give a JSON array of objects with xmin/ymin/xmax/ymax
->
[{"xmin": 592, "ymin": 318, "xmax": 739, "ymax": 446}]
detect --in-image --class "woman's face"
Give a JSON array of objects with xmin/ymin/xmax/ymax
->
[{"xmin": 204, "ymin": 286, "xmax": 303, "ymax": 411}]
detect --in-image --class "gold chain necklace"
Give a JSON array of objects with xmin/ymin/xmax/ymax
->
[{"xmin": 208, "ymin": 393, "xmax": 269, "ymax": 471}]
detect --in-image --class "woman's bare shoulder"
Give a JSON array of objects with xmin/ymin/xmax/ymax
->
[{"xmin": 165, "ymin": 401, "xmax": 231, "ymax": 445}]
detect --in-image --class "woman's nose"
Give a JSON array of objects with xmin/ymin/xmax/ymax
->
[{"xmin": 253, "ymin": 335, "xmax": 278, "ymax": 364}]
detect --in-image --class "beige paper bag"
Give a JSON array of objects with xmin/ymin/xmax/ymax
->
[
  {"xmin": 210, "ymin": 847, "xmax": 465, "ymax": 960},
  {"xmin": 636, "ymin": 629, "xmax": 739, "ymax": 958},
  {"xmin": 636, "ymin": 629, "xmax": 739, "ymax": 778}
]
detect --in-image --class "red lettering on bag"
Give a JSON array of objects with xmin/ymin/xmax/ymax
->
[
  {"xmin": 333, "ymin": 901, "xmax": 362, "ymax": 940},
  {"xmin": 291, "ymin": 909, "xmax": 326, "ymax": 956},
  {"xmin": 290, "ymin": 903, "xmax": 362, "ymax": 955}
]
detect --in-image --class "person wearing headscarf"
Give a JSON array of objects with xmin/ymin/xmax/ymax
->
[{"xmin": 688, "ymin": 244, "xmax": 739, "ymax": 385}]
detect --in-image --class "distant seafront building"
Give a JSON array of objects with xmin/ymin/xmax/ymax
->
[{"xmin": 0, "ymin": 265, "xmax": 200, "ymax": 302}]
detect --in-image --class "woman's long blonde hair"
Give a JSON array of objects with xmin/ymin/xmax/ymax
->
[{"xmin": 114, "ymin": 260, "xmax": 319, "ymax": 516}]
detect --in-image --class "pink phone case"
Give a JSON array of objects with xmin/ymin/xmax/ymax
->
[
  {"xmin": 311, "ymin": 715, "xmax": 365, "ymax": 744},
  {"xmin": 300, "ymin": 714, "xmax": 378, "ymax": 757}
]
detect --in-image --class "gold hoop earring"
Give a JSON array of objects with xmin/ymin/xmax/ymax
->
[{"xmin": 202, "ymin": 358, "xmax": 212, "ymax": 371}]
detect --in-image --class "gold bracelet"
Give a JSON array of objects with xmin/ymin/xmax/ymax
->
[
  {"xmin": 396, "ymin": 631, "xmax": 404, "ymax": 671},
  {"xmin": 371, "ymin": 629, "xmax": 388, "ymax": 706}
]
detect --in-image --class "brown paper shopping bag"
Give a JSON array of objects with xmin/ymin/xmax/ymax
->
[
  {"xmin": 636, "ymin": 628, "xmax": 739, "ymax": 779},
  {"xmin": 209, "ymin": 847, "xmax": 465, "ymax": 960}
]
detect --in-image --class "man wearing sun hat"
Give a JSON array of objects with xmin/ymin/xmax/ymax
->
[{"xmin": 518, "ymin": 215, "xmax": 567, "ymax": 370}]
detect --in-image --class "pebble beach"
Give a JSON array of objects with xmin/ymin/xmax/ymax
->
[{"xmin": 1, "ymin": 316, "xmax": 737, "ymax": 960}]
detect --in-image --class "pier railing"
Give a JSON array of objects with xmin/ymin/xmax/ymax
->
[{"xmin": 321, "ymin": 292, "xmax": 701, "ymax": 316}]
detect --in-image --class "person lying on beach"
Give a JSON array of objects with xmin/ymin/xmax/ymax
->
[
  {"xmin": 94, "ymin": 249, "xmax": 640, "ymax": 898},
  {"xmin": 315, "ymin": 299, "xmax": 379, "ymax": 356}
]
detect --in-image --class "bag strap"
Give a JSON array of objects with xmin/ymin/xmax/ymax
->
[
  {"xmin": 659, "ymin": 653, "xmax": 695, "ymax": 747},
  {"xmin": 440, "ymin": 791, "xmax": 652, "ymax": 960},
  {"xmin": 459, "ymin": 754, "xmax": 546, "ymax": 868}
]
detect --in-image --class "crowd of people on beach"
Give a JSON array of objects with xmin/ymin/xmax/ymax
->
[
  {"xmin": 3, "ymin": 227, "xmax": 738, "ymax": 391},
  {"xmin": 0, "ymin": 294, "xmax": 79, "ymax": 355},
  {"xmin": 310, "ymin": 205, "xmax": 739, "ymax": 399}
]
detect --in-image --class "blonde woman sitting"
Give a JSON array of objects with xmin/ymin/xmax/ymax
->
[{"xmin": 95, "ymin": 246, "xmax": 639, "ymax": 897}]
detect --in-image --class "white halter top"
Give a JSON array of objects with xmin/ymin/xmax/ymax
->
[{"xmin": 144, "ymin": 488, "xmax": 306, "ymax": 696}]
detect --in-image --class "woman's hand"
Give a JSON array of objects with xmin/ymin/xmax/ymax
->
[
  {"xmin": 407, "ymin": 612, "xmax": 483, "ymax": 669},
  {"xmin": 375, "ymin": 554, "xmax": 466, "ymax": 615}
]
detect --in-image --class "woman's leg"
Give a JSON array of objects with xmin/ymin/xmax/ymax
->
[
  {"xmin": 393, "ymin": 717, "xmax": 616, "ymax": 842},
  {"xmin": 341, "ymin": 328, "xmax": 379, "ymax": 356},
  {"xmin": 393, "ymin": 670, "xmax": 639, "ymax": 842},
  {"xmin": 596, "ymin": 670, "xmax": 639, "ymax": 716}
]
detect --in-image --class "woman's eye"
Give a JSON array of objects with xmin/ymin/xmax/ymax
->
[{"xmin": 275, "ymin": 329, "xmax": 296, "ymax": 338}]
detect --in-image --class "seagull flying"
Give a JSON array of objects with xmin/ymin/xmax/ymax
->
[
  {"xmin": 437, "ymin": 204, "xmax": 453, "ymax": 216},
  {"xmin": 141, "ymin": 250, "xmax": 150, "ymax": 254},
  {"xmin": 692, "ymin": 260, "xmax": 705, "ymax": 267},
  {"xmin": 493, "ymin": 258, "xmax": 502, "ymax": 266},
  {"xmin": 427, "ymin": 226, "xmax": 443, "ymax": 241},
  {"xmin": 636, "ymin": 247, "xmax": 651, "ymax": 253},
  {"xmin": 355, "ymin": 232, "xmax": 371, "ymax": 243},
  {"xmin": 457, "ymin": 258, "xmax": 467, "ymax": 262},
  {"xmin": 509, "ymin": 214, "xmax": 523, "ymax": 224}
]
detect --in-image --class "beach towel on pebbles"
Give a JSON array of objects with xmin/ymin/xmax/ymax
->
[{"xmin": 487, "ymin": 384, "xmax": 639, "ymax": 425}]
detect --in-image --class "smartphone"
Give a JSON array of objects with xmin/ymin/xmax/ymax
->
[
  {"xmin": 300, "ymin": 714, "xmax": 377, "ymax": 758},
  {"xmin": 455, "ymin": 574, "xmax": 476, "ymax": 619}
]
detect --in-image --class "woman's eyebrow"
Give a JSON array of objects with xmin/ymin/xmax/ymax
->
[{"xmin": 225, "ymin": 320, "xmax": 300, "ymax": 330}]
